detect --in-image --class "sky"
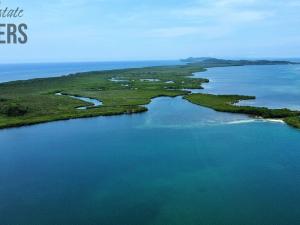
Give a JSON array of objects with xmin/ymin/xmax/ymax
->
[{"xmin": 0, "ymin": 0, "xmax": 300, "ymax": 63}]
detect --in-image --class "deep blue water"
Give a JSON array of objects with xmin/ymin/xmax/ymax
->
[
  {"xmin": 196, "ymin": 64, "xmax": 300, "ymax": 110},
  {"xmin": 0, "ymin": 60, "xmax": 183, "ymax": 83},
  {"xmin": 0, "ymin": 64, "xmax": 300, "ymax": 225}
]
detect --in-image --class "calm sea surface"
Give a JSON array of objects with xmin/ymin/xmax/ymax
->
[
  {"xmin": 197, "ymin": 64, "xmax": 300, "ymax": 110},
  {"xmin": 0, "ymin": 60, "xmax": 183, "ymax": 83},
  {"xmin": 0, "ymin": 63, "xmax": 300, "ymax": 225}
]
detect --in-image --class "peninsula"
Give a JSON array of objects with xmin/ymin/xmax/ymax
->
[{"xmin": 0, "ymin": 58, "xmax": 299, "ymax": 129}]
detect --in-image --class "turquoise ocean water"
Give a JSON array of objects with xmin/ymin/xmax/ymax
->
[
  {"xmin": 0, "ymin": 63, "xmax": 300, "ymax": 225},
  {"xmin": 197, "ymin": 64, "xmax": 300, "ymax": 110}
]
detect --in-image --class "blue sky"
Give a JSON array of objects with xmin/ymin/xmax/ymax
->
[{"xmin": 1, "ymin": 0, "xmax": 300, "ymax": 63}]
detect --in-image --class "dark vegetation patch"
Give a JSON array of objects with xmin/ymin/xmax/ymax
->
[{"xmin": 0, "ymin": 102, "xmax": 28, "ymax": 117}]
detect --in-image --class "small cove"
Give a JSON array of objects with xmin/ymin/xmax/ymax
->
[{"xmin": 0, "ymin": 95, "xmax": 299, "ymax": 225}]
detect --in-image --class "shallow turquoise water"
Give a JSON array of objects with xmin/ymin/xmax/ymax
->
[
  {"xmin": 0, "ymin": 96, "xmax": 300, "ymax": 225},
  {"xmin": 1, "ymin": 64, "xmax": 300, "ymax": 224},
  {"xmin": 197, "ymin": 64, "xmax": 300, "ymax": 110}
]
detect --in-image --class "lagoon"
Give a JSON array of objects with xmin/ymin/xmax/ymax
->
[{"xmin": 197, "ymin": 64, "xmax": 300, "ymax": 110}]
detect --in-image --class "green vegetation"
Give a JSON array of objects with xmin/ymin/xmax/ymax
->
[
  {"xmin": 0, "ymin": 64, "xmax": 207, "ymax": 129},
  {"xmin": 0, "ymin": 101, "xmax": 28, "ymax": 117},
  {"xmin": 0, "ymin": 58, "xmax": 299, "ymax": 129},
  {"xmin": 184, "ymin": 94, "xmax": 300, "ymax": 127},
  {"xmin": 284, "ymin": 117, "xmax": 300, "ymax": 129}
]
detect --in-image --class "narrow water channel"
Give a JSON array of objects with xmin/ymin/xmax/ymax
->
[{"xmin": 55, "ymin": 92, "xmax": 102, "ymax": 109}]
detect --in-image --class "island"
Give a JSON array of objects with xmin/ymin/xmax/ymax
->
[{"xmin": 0, "ymin": 58, "xmax": 300, "ymax": 129}]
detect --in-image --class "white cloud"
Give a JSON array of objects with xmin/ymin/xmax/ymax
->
[
  {"xmin": 145, "ymin": 0, "xmax": 273, "ymax": 38},
  {"xmin": 213, "ymin": 0, "xmax": 258, "ymax": 7},
  {"xmin": 287, "ymin": 1, "xmax": 300, "ymax": 7},
  {"xmin": 174, "ymin": 0, "xmax": 272, "ymax": 23},
  {"xmin": 148, "ymin": 27, "xmax": 199, "ymax": 38},
  {"xmin": 147, "ymin": 26, "xmax": 229, "ymax": 39}
]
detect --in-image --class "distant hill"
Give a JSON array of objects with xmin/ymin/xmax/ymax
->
[{"xmin": 180, "ymin": 57, "xmax": 298, "ymax": 67}]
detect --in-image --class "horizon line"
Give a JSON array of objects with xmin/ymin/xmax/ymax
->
[{"xmin": 0, "ymin": 56, "xmax": 300, "ymax": 65}]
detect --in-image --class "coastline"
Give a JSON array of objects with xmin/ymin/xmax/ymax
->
[{"xmin": 0, "ymin": 58, "xmax": 300, "ymax": 130}]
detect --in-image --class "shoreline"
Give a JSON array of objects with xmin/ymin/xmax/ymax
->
[
  {"xmin": 0, "ymin": 60, "xmax": 184, "ymax": 84},
  {"xmin": 0, "ymin": 58, "xmax": 300, "ymax": 130}
]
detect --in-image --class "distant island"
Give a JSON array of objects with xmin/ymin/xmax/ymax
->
[
  {"xmin": 181, "ymin": 57, "xmax": 297, "ymax": 66},
  {"xmin": 0, "ymin": 58, "xmax": 299, "ymax": 129}
]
